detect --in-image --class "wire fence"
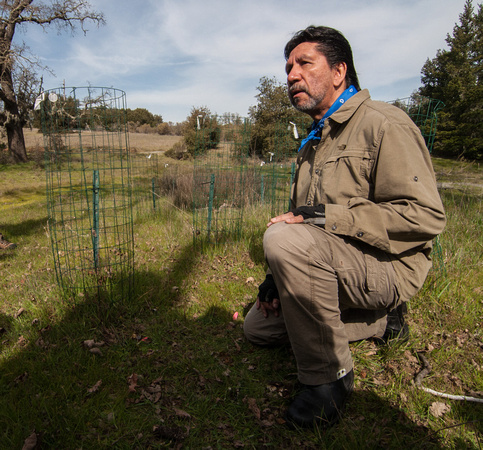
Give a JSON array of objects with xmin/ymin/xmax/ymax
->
[
  {"xmin": 191, "ymin": 116, "xmax": 307, "ymax": 248},
  {"xmin": 389, "ymin": 95, "xmax": 445, "ymax": 153},
  {"xmin": 40, "ymin": 87, "xmax": 134, "ymax": 302}
]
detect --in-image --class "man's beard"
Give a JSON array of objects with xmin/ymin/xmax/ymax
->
[{"xmin": 288, "ymin": 85, "xmax": 321, "ymax": 115}]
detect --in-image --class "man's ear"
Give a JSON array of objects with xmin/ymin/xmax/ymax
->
[{"xmin": 333, "ymin": 62, "xmax": 347, "ymax": 90}]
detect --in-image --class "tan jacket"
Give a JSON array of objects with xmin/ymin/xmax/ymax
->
[{"xmin": 292, "ymin": 89, "xmax": 446, "ymax": 302}]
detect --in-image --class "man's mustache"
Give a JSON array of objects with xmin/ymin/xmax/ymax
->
[{"xmin": 288, "ymin": 84, "xmax": 309, "ymax": 96}]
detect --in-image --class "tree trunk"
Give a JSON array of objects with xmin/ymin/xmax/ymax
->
[
  {"xmin": 6, "ymin": 120, "xmax": 27, "ymax": 163},
  {"xmin": 1, "ymin": 60, "xmax": 28, "ymax": 163}
]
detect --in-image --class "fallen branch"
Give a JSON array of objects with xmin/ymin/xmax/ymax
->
[{"xmin": 414, "ymin": 352, "xmax": 483, "ymax": 403}]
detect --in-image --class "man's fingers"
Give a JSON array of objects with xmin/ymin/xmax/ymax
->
[
  {"xmin": 284, "ymin": 215, "xmax": 304, "ymax": 224},
  {"xmin": 267, "ymin": 212, "xmax": 297, "ymax": 227},
  {"xmin": 257, "ymin": 297, "xmax": 280, "ymax": 318}
]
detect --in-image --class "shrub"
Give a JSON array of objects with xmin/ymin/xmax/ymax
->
[{"xmin": 165, "ymin": 141, "xmax": 191, "ymax": 160}]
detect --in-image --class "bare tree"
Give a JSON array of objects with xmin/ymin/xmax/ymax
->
[{"xmin": 0, "ymin": 0, "xmax": 105, "ymax": 162}]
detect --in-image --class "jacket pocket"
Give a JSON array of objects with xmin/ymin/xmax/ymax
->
[
  {"xmin": 362, "ymin": 249, "xmax": 398, "ymax": 310},
  {"xmin": 321, "ymin": 147, "xmax": 375, "ymax": 199}
]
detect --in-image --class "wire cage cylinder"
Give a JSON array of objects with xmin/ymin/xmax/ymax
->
[{"xmin": 40, "ymin": 86, "xmax": 134, "ymax": 301}]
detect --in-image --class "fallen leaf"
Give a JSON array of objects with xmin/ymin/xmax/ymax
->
[
  {"xmin": 89, "ymin": 347, "xmax": 103, "ymax": 356},
  {"xmin": 174, "ymin": 407, "xmax": 191, "ymax": 418},
  {"xmin": 14, "ymin": 307, "xmax": 26, "ymax": 319},
  {"xmin": 260, "ymin": 419, "xmax": 274, "ymax": 427},
  {"xmin": 128, "ymin": 373, "xmax": 138, "ymax": 392},
  {"xmin": 429, "ymin": 401, "xmax": 450, "ymax": 418},
  {"xmin": 245, "ymin": 277, "xmax": 255, "ymax": 284},
  {"xmin": 246, "ymin": 397, "xmax": 261, "ymax": 420},
  {"xmin": 83, "ymin": 339, "xmax": 105, "ymax": 349},
  {"xmin": 21, "ymin": 432, "xmax": 37, "ymax": 450},
  {"xmin": 87, "ymin": 379, "xmax": 102, "ymax": 394}
]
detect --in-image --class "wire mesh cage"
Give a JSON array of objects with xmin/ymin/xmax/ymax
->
[
  {"xmin": 191, "ymin": 115, "xmax": 308, "ymax": 246},
  {"xmin": 390, "ymin": 95, "xmax": 445, "ymax": 153},
  {"xmin": 39, "ymin": 86, "xmax": 134, "ymax": 301}
]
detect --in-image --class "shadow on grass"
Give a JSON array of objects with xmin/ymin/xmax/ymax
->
[
  {"xmin": 342, "ymin": 389, "xmax": 444, "ymax": 449},
  {"xmin": 2, "ymin": 217, "xmax": 49, "ymax": 241},
  {"xmin": 0, "ymin": 240, "xmax": 477, "ymax": 448}
]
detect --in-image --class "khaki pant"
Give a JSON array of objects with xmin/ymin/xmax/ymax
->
[{"xmin": 244, "ymin": 222, "xmax": 399, "ymax": 385}]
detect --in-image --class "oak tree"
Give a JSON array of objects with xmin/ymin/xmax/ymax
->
[
  {"xmin": 0, "ymin": 0, "xmax": 104, "ymax": 162},
  {"xmin": 248, "ymin": 76, "xmax": 309, "ymax": 160}
]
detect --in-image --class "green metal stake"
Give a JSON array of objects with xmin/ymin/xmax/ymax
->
[
  {"xmin": 271, "ymin": 164, "xmax": 276, "ymax": 209},
  {"xmin": 92, "ymin": 170, "xmax": 100, "ymax": 271},
  {"xmin": 152, "ymin": 177, "xmax": 156, "ymax": 210},
  {"xmin": 207, "ymin": 173, "xmax": 215, "ymax": 237},
  {"xmin": 289, "ymin": 162, "xmax": 295, "ymax": 210},
  {"xmin": 261, "ymin": 174, "xmax": 265, "ymax": 204}
]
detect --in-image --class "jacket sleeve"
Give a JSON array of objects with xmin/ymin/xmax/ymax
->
[{"xmin": 325, "ymin": 121, "xmax": 446, "ymax": 255}]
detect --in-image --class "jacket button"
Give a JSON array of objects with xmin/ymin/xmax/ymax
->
[
  {"xmin": 307, "ymin": 200, "xmax": 312, "ymax": 206},
  {"xmin": 315, "ymin": 169, "xmax": 320, "ymax": 175},
  {"xmin": 413, "ymin": 176, "xmax": 418, "ymax": 182},
  {"xmin": 356, "ymin": 232, "xmax": 364, "ymax": 237},
  {"xmin": 332, "ymin": 224, "xmax": 337, "ymax": 231}
]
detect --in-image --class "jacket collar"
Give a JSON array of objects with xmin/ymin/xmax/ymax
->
[{"xmin": 329, "ymin": 89, "xmax": 371, "ymax": 125}]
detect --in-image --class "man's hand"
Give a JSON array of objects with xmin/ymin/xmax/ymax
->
[
  {"xmin": 267, "ymin": 204, "xmax": 326, "ymax": 227},
  {"xmin": 257, "ymin": 274, "xmax": 281, "ymax": 318},
  {"xmin": 256, "ymin": 294, "xmax": 280, "ymax": 318},
  {"xmin": 267, "ymin": 211, "xmax": 304, "ymax": 227}
]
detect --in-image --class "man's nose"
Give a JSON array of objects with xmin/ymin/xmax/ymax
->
[{"xmin": 287, "ymin": 66, "xmax": 301, "ymax": 84}]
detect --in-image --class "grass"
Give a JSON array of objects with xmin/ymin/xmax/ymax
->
[{"xmin": 0, "ymin": 138, "xmax": 482, "ymax": 448}]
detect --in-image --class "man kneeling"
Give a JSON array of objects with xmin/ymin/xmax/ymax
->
[{"xmin": 244, "ymin": 25, "xmax": 446, "ymax": 429}]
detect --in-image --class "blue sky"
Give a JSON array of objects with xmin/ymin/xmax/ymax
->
[{"xmin": 17, "ymin": 0, "xmax": 469, "ymax": 123}]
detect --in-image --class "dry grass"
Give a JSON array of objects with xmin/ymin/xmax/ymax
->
[
  {"xmin": 128, "ymin": 133, "xmax": 182, "ymax": 153},
  {"xmin": 19, "ymin": 128, "xmax": 182, "ymax": 154}
]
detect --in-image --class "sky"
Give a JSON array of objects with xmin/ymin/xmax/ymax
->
[{"xmin": 17, "ymin": 0, "xmax": 469, "ymax": 123}]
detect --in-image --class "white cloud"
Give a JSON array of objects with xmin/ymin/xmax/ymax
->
[{"xmin": 16, "ymin": 0, "xmax": 469, "ymax": 122}]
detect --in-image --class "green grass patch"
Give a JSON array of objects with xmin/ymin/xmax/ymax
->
[{"xmin": 0, "ymin": 158, "xmax": 482, "ymax": 448}]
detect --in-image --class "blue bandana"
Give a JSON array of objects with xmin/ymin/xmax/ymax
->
[{"xmin": 297, "ymin": 85, "xmax": 358, "ymax": 152}]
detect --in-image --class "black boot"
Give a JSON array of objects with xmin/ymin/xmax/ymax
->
[
  {"xmin": 285, "ymin": 370, "xmax": 354, "ymax": 428},
  {"xmin": 382, "ymin": 303, "xmax": 409, "ymax": 343}
]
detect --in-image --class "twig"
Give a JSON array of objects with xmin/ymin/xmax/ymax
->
[{"xmin": 414, "ymin": 352, "xmax": 483, "ymax": 403}]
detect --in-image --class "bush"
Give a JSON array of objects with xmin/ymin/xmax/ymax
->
[
  {"xmin": 165, "ymin": 141, "xmax": 191, "ymax": 160},
  {"xmin": 183, "ymin": 107, "xmax": 221, "ymax": 157},
  {"xmin": 156, "ymin": 123, "xmax": 172, "ymax": 135}
]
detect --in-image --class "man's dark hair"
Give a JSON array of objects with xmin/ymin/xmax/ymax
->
[{"xmin": 284, "ymin": 26, "xmax": 360, "ymax": 91}]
